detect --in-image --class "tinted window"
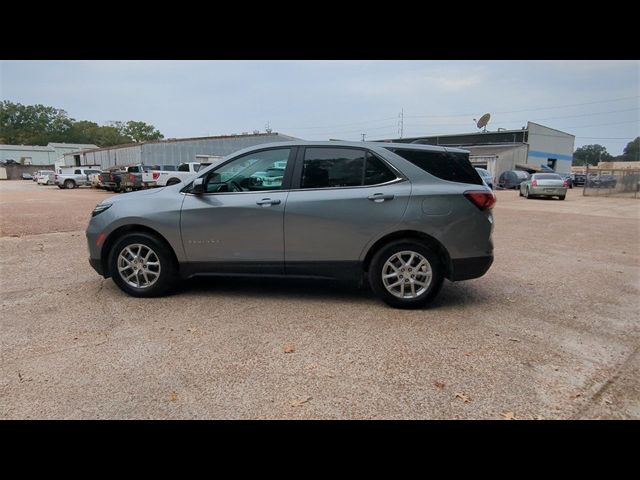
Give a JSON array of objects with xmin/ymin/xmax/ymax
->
[
  {"xmin": 178, "ymin": 164, "xmax": 190, "ymax": 172},
  {"xmin": 302, "ymin": 148, "xmax": 365, "ymax": 188},
  {"xmin": 386, "ymin": 148, "xmax": 483, "ymax": 185},
  {"xmin": 364, "ymin": 155, "xmax": 397, "ymax": 185},
  {"xmin": 74, "ymin": 169, "xmax": 81, "ymax": 174}
]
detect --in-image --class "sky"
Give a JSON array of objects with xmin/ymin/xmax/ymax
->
[{"xmin": 1, "ymin": 60, "xmax": 638, "ymax": 155}]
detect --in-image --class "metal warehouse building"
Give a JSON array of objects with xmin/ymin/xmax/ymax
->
[
  {"xmin": 0, "ymin": 142, "xmax": 98, "ymax": 165},
  {"xmin": 378, "ymin": 121, "xmax": 575, "ymax": 180},
  {"xmin": 62, "ymin": 133, "xmax": 298, "ymax": 169}
]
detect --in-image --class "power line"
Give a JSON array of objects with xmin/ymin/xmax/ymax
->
[
  {"xmin": 282, "ymin": 115, "xmax": 398, "ymax": 131},
  {"xmin": 404, "ymin": 95, "xmax": 640, "ymax": 119}
]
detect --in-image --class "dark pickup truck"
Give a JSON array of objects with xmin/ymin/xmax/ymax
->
[
  {"xmin": 99, "ymin": 168, "xmax": 125, "ymax": 192},
  {"xmin": 119, "ymin": 164, "xmax": 155, "ymax": 192}
]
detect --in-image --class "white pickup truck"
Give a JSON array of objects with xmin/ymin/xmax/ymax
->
[
  {"xmin": 142, "ymin": 160, "xmax": 223, "ymax": 187},
  {"xmin": 55, "ymin": 167, "xmax": 101, "ymax": 189}
]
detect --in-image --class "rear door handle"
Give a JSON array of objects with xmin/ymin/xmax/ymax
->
[
  {"xmin": 256, "ymin": 198, "xmax": 281, "ymax": 206},
  {"xmin": 367, "ymin": 193, "xmax": 395, "ymax": 202}
]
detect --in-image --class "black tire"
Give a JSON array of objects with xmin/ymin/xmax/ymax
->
[
  {"xmin": 64, "ymin": 180, "xmax": 74, "ymax": 189},
  {"xmin": 108, "ymin": 232, "xmax": 177, "ymax": 297},
  {"xmin": 519, "ymin": 188, "xmax": 523, "ymax": 197},
  {"xmin": 559, "ymin": 195, "xmax": 566, "ymax": 200},
  {"xmin": 368, "ymin": 240, "xmax": 444, "ymax": 309},
  {"xmin": 166, "ymin": 178, "xmax": 181, "ymax": 186}
]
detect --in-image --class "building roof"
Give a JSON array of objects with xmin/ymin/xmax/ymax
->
[
  {"xmin": 0, "ymin": 144, "xmax": 55, "ymax": 152},
  {"xmin": 64, "ymin": 132, "xmax": 298, "ymax": 155},
  {"xmin": 48, "ymin": 143, "xmax": 99, "ymax": 149}
]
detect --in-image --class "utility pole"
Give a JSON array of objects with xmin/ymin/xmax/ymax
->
[
  {"xmin": 398, "ymin": 108, "xmax": 404, "ymax": 139},
  {"xmin": 361, "ymin": 133, "xmax": 366, "ymax": 142}
]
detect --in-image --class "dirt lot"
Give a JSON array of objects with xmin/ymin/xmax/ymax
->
[{"xmin": 1, "ymin": 180, "xmax": 638, "ymax": 419}]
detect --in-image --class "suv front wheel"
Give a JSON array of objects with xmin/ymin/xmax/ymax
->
[
  {"xmin": 108, "ymin": 232, "xmax": 177, "ymax": 297},
  {"xmin": 368, "ymin": 240, "xmax": 444, "ymax": 309}
]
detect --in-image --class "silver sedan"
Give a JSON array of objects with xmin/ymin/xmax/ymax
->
[{"xmin": 520, "ymin": 173, "xmax": 568, "ymax": 200}]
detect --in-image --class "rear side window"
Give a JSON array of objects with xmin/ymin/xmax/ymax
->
[
  {"xmin": 387, "ymin": 148, "xmax": 483, "ymax": 185},
  {"xmin": 178, "ymin": 164, "xmax": 190, "ymax": 172},
  {"xmin": 301, "ymin": 148, "xmax": 397, "ymax": 189}
]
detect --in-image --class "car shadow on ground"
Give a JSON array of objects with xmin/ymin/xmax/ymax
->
[{"xmin": 176, "ymin": 276, "xmax": 491, "ymax": 309}]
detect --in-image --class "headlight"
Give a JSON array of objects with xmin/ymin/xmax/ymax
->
[{"xmin": 92, "ymin": 203, "xmax": 112, "ymax": 217}]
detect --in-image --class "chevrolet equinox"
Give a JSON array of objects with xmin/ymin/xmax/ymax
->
[{"xmin": 86, "ymin": 141, "xmax": 495, "ymax": 308}]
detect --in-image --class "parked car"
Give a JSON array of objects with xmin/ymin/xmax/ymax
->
[
  {"xmin": 558, "ymin": 172, "xmax": 573, "ymax": 189},
  {"xmin": 36, "ymin": 170, "xmax": 56, "ymax": 185},
  {"xmin": 572, "ymin": 172, "xmax": 586, "ymax": 186},
  {"xmin": 519, "ymin": 173, "xmax": 568, "ymax": 200},
  {"xmin": 99, "ymin": 168, "xmax": 126, "ymax": 192},
  {"xmin": 21, "ymin": 172, "xmax": 33, "ymax": 180},
  {"xmin": 32, "ymin": 170, "xmax": 45, "ymax": 182},
  {"xmin": 86, "ymin": 141, "xmax": 495, "ymax": 309},
  {"xmin": 142, "ymin": 162, "xmax": 215, "ymax": 188},
  {"xmin": 475, "ymin": 168, "xmax": 493, "ymax": 189},
  {"xmin": 88, "ymin": 172, "xmax": 102, "ymax": 188},
  {"xmin": 497, "ymin": 170, "xmax": 529, "ymax": 189},
  {"xmin": 586, "ymin": 173, "xmax": 617, "ymax": 188},
  {"xmin": 119, "ymin": 165, "xmax": 157, "ymax": 192},
  {"xmin": 55, "ymin": 167, "xmax": 101, "ymax": 189}
]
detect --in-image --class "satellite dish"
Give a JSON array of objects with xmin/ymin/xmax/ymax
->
[{"xmin": 473, "ymin": 113, "xmax": 491, "ymax": 132}]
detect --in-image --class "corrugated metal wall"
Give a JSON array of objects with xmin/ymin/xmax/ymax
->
[{"xmin": 63, "ymin": 134, "xmax": 295, "ymax": 169}]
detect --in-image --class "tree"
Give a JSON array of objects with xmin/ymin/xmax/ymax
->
[
  {"xmin": 572, "ymin": 144, "xmax": 614, "ymax": 166},
  {"xmin": 123, "ymin": 121, "xmax": 164, "ymax": 143},
  {"xmin": 0, "ymin": 101, "xmax": 72, "ymax": 145},
  {"xmin": 0, "ymin": 101, "xmax": 164, "ymax": 147},
  {"xmin": 622, "ymin": 137, "xmax": 639, "ymax": 162}
]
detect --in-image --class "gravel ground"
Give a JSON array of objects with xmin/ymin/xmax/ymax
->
[{"xmin": 0, "ymin": 180, "xmax": 638, "ymax": 419}]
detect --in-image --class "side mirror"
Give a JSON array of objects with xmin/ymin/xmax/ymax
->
[{"xmin": 193, "ymin": 177, "xmax": 205, "ymax": 194}]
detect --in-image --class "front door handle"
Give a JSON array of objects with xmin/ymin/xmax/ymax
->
[
  {"xmin": 256, "ymin": 198, "xmax": 281, "ymax": 206},
  {"xmin": 367, "ymin": 193, "xmax": 395, "ymax": 203}
]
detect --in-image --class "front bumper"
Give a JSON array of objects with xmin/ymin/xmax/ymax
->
[
  {"xmin": 89, "ymin": 257, "xmax": 104, "ymax": 276},
  {"xmin": 449, "ymin": 256, "xmax": 494, "ymax": 281}
]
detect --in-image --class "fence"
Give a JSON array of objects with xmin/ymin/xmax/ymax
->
[{"xmin": 583, "ymin": 165, "xmax": 640, "ymax": 198}]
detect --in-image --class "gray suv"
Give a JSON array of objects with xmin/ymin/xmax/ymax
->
[{"xmin": 86, "ymin": 141, "xmax": 495, "ymax": 308}]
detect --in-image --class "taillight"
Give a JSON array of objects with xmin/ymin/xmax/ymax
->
[
  {"xmin": 563, "ymin": 180, "xmax": 568, "ymax": 187},
  {"xmin": 152, "ymin": 172, "xmax": 160, "ymax": 181},
  {"xmin": 532, "ymin": 179, "xmax": 538, "ymax": 187},
  {"xmin": 464, "ymin": 191, "xmax": 496, "ymax": 210},
  {"xmin": 129, "ymin": 174, "xmax": 135, "ymax": 182}
]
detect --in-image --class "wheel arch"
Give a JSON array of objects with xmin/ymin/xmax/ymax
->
[
  {"xmin": 100, "ymin": 224, "xmax": 179, "ymax": 278},
  {"xmin": 362, "ymin": 230, "xmax": 452, "ymax": 279}
]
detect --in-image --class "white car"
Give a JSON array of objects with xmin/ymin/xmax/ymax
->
[{"xmin": 36, "ymin": 170, "xmax": 56, "ymax": 185}]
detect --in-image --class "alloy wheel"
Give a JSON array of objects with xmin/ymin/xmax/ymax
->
[{"xmin": 381, "ymin": 250, "xmax": 432, "ymax": 299}]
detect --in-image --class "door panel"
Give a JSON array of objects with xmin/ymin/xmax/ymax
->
[
  {"xmin": 284, "ymin": 181, "xmax": 411, "ymax": 263},
  {"xmin": 180, "ymin": 191, "xmax": 289, "ymax": 267},
  {"xmin": 179, "ymin": 147, "xmax": 294, "ymax": 273}
]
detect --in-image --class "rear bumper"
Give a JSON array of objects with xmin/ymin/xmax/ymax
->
[
  {"xmin": 530, "ymin": 187, "xmax": 566, "ymax": 196},
  {"xmin": 449, "ymin": 256, "xmax": 494, "ymax": 281}
]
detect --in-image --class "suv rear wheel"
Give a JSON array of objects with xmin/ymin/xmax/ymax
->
[
  {"xmin": 108, "ymin": 232, "xmax": 177, "ymax": 297},
  {"xmin": 368, "ymin": 240, "xmax": 444, "ymax": 309}
]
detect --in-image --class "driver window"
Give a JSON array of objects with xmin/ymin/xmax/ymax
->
[{"xmin": 203, "ymin": 148, "xmax": 290, "ymax": 193}]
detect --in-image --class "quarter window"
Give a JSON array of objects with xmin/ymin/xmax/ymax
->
[{"xmin": 386, "ymin": 148, "xmax": 483, "ymax": 186}]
